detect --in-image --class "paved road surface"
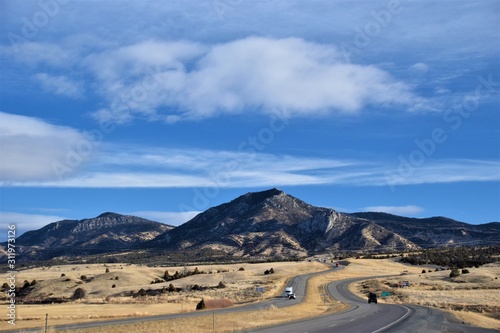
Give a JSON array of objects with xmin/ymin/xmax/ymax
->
[
  {"xmin": 250, "ymin": 276, "xmax": 498, "ymax": 333},
  {"xmin": 2, "ymin": 266, "xmax": 339, "ymax": 332},
  {"xmin": 5, "ymin": 266, "xmax": 497, "ymax": 333}
]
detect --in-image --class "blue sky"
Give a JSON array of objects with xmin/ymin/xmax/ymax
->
[{"xmin": 1, "ymin": 0, "xmax": 499, "ymax": 238}]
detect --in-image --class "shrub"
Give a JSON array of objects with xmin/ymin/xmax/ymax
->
[
  {"xmin": 450, "ymin": 269, "xmax": 461, "ymax": 278},
  {"xmin": 80, "ymin": 275, "xmax": 87, "ymax": 281},
  {"xmin": 105, "ymin": 268, "xmax": 110, "ymax": 273},
  {"xmin": 264, "ymin": 268, "xmax": 275, "ymax": 275},
  {"xmin": 115, "ymin": 276, "xmax": 119, "ymax": 280},
  {"xmin": 30, "ymin": 280, "xmax": 37, "ymax": 286},
  {"xmin": 217, "ymin": 281, "xmax": 226, "ymax": 289},
  {"xmin": 462, "ymin": 269, "xmax": 470, "ymax": 274},
  {"xmin": 61, "ymin": 273, "xmax": 66, "ymax": 277},
  {"xmin": 137, "ymin": 288, "xmax": 147, "ymax": 296},
  {"xmin": 239, "ymin": 267, "xmax": 245, "ymax": 271},
  {"xmin": 422, "ymin": 269, "xmax": 427, "ymax": 274},
  {"xmin": 112, "ymin": 284, "xmax": 116, "ymax": 288},
  {"xmin": 151, "ymin": 278, "xmax": 163, "ymax": 284},
  {"xmin": 1, "ymin": 283, "xmax": 8, "ymax": 290},
  {"xmin": 168, "ymin": 284, "xmax": 175, "ymax": 292},
  {"xmin": 196, "ymin": 298, "xmax": 206, "ymax": 310},
  {"xmin": 22, "ymin": 281, "xmax": 31, "ymax": 289},
  {"xmin": 72, "ymin": 288, "xmax": 86, "ymax": 300}
]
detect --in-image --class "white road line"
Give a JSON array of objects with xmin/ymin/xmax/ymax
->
[{"xmin": 371, "ymin": 305, "xmax": 411, "ymax": 333}]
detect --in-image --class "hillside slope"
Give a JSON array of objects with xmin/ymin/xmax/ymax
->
[
  {"xmin": 149, "ymin": 188, "xmax": 420, "ymax": 256},
  {"xmin": 10, "ymin": 212, "xmax": 173, "ymax": 261}
]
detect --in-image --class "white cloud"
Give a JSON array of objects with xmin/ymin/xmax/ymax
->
[
  {"xmin": 409, "ymin": 63, "xmax": 429, "ymax": 73},
  {"xmin": 380, "ymin": 159, "xmax": 500, "ymax": 187},
  {"xmin": 363, "ymin": 205, "xmax": 424, "ymax": 216},
  {"xmin": 33, "ymin": 73, "xmax": 84, "ymax": 98},
  {"xmin": 0, "ymin": 212, "xmax": 68, "ymax": 239},
  {"xmin": 1, "ymin": 42, "xmax": 76, "ymax": 67},
  {"xmin": 4, "ymin": 138, "xmax": 499, "ymax": 188},
  {"xmin": 85, "ymin": 37, "xmax": 423, "ymax": 123},
  {"xmin": 0, "ymin": 112, "xmax": 94, "ymax": 182}
]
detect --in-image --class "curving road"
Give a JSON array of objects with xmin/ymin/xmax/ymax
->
[
  {"xmin": 250, "ymin": 276, "xmax": 498, "ymax": 333},
  {"xmin": 2, "ymin": 266, "xmax": 337, "ymax": 333},
  {"xmin": 4, "ymin": 265, "xmax": 497, "ymax": 333}
]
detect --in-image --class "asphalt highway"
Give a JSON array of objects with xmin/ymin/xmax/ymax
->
[
  {"xmin": 4, "ymin": 265, "xmax": 497, "ymax": 333},
  {"xmin": 250, "ymin": 276, "xmax": 498, "ymax": 333},
  {"xmin": 2, "ymin": 266, "xmax": 337, "ymax": 333}
]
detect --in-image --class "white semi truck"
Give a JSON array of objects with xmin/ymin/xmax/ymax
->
[{"xmin": 285, "ymin": 286, "xmax": 295, "ymax": 299}]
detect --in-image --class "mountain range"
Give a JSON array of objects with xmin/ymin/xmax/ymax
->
[{"xmin": 3, "ymin": 188, "xmax": 499, "ymax": 263}]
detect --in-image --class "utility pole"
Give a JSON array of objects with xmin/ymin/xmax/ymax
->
[{"xmin": 45, "ymin": 313, "xmax": 48, "ymax": 333}]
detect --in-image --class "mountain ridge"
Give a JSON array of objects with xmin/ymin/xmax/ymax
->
[
  {"xmin": 8, "ymin": 212, "xmax": 174, "ymax": 261},
  {"xmin": 3, "ymin": 189, "xmax": 499, "ymax": 262}
]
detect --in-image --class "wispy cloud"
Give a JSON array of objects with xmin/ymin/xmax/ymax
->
[
  {"xmin": 0, "ymin": 112, "xmax": 92, "ymax": 182},
  {"xmin": 1, "ymin": 112, "xmax": 498, "ymax": 187},
  {"xmin": 3, "ymin": 132, "xmax": 499, "ymax": 189},
  {"xmin": 33, "ymin": 73, "xmax": 84, "ymax": 98},
  {"xmin": 380, "ymin": 160, "xmax": 500, "ymax": 186},
  {"xmin": 1, "ymin": 42, "xmax": 77, "ymax": 67},
  {"xmin": 409, "ymin": 63, "xmax": 428, "ymax": 73},
  {"xmin": 0, "ymin": 212, "xmax": 68, "ymax": 239}
]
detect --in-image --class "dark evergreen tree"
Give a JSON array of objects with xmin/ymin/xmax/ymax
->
[
  {"xmin": 196, "ymin": 298, "xmax": 206, "ymax": 310},
  {"xmin": 72, "ymin": 288, "xmax": 86, "ymax": 300}
]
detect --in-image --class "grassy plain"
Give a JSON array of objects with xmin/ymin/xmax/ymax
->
[
  {"xmin": 349, "ymin": 260, "xmax": 500, "ymax": 330},
  {"xmin": 1, "ymin": 258, "xmax": 498, "ymax": 332},
  {"xmin": 0, "ymin": 261, "xmax": 329, "ymax": 331}
]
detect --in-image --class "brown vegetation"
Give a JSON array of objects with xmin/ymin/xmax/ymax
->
[{"xmin": 350, "ymin": 260, "xmax": 500, "ymax": 330}]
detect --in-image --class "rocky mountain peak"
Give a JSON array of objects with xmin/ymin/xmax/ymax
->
[
  {"xmin": 237, "ymin": 188, "xmax": 285, "ymax": 206},
  {"xmin": 96, "ymin": 212, "xmax": 121, "ymax": 218},
  {"xmin": 5, "ymin": 188, "xmax": 498, "ymax": 263},
  {"xmin": 12, "ymin": 213, "xmax": 174, "ymax": 261}
]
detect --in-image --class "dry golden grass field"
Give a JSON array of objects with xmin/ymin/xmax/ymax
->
[
  {"xmin": 1, "ymin": 261, "xmax": 329, "ymax": 331},
  {"xmin": 349, "ymin": 259, "xmax": 500, "ymax": 330},
  {"xmin": 1, "ymin": 258, "xmax": 498, "ymax": 332}
]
